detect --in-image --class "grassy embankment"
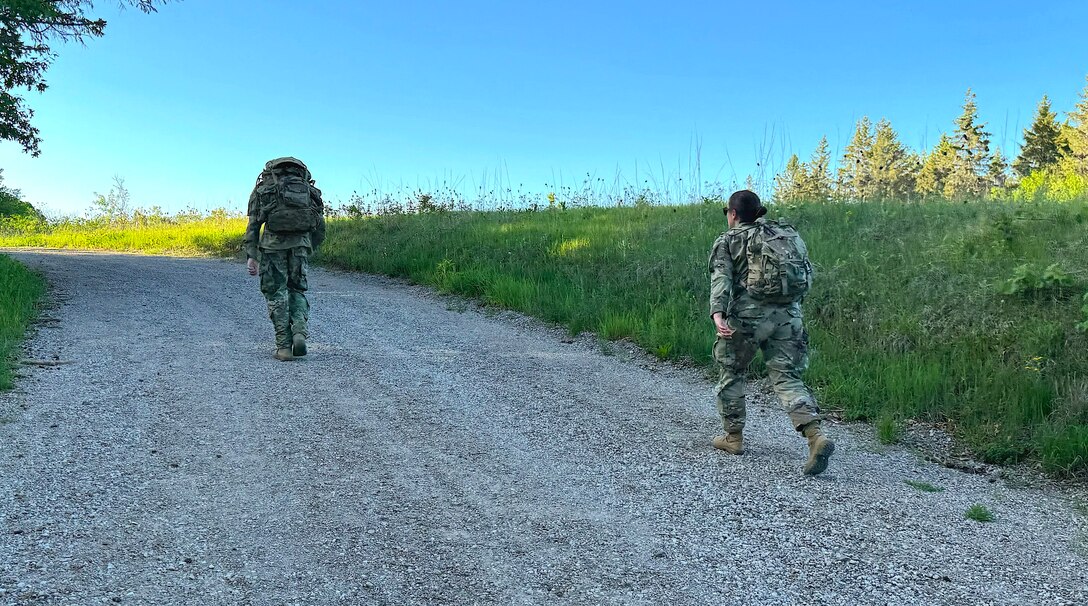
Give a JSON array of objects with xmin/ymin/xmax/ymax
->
[
  {"xmin": 319, "ymin": 200, "xmax": 1088, "ymax": 476},
  {"xmin": 0, "ymin": 254, "xmax": 44, "ymax": 390}
]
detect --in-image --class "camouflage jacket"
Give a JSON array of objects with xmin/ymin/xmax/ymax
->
[
  {"xmin": 243, "ymin": 178, "xmax": 327, "ymax": 260},
  {"xmin": 708, "ymin": 218, "xmax": 801, "ymax": 319}
]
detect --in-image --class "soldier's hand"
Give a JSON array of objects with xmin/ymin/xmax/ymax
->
[
  {"xmin": 713, "ymin": 313, "xmax": 735, "ymax": 338},
  {"xmin": 246, "ymin": 258, "xmax": 258, "ymax": 276}
]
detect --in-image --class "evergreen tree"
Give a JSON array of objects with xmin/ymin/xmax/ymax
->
[
  {"xmin": 916, "ymin": 134, "xmax": 956, "ymax": 198},
  {"xmin": 773, "ymin": 154, "xmax": 804, "ymax": 203},
  {"xmin": 796, "ymin": 136, "xmax": 834, "ymax": 202},
  {"xmin": 1064, "ymin": 75, "xmax": 1088, "ymax": 168},
  {"xmin": 987, "ymin": 147, "xmax": 1009, "ymax": 190},
  {"xmin": 836, "ymin": 117, "xmax": 873, "ymax": 201},
  {"xmin": 867, "ymin": 118, "xmax": 917, "ymax": 200},
  {"xmin": 944, "ymin": 89, "xmax": 991, "ymax": 199},
  {"xmin": 1013, "ymin": 95, "xmax": 1067, "ymax": 177}
]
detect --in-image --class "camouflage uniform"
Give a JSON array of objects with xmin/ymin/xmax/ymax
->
[
  {"xmin": 709, "ymin": 218, "xmax": 821, "ymax": 434},
  {"xmin": 243, "ymin": 158, "xmax": 326, "ymax": 350}
]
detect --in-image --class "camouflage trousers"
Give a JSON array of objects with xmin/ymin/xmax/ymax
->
[
  {"xmin": 259, "ymin": 247, "xmax": 310, "ymax": 349},
  {"xmin": 713, "ymin": 307, "xmax": 821, "ymax": 434}
]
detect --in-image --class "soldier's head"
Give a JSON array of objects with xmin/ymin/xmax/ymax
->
[{"xmin": 725, "ymin": 190, "xmax": 766, "ymax": 227}]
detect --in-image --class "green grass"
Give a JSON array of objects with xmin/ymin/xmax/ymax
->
[
  {"xmin": 877, "ymin": 417, "xmax": 902, "ymax": 445},
  {"xmin": 0, "ymin": 215, "xmax": 247, "ymax": 256},
  {"xmin": 904, "ymin": 479, "xmax": 945, "ymax": 493},
  {"xmin": 317, "ymin": 199, "xmax": 1088, "ymax": 477},
  {"xmin": 965, "ymin": 504, "xmax": 995, "ymax": 522},
  {"xmin": 0, "ymin": 254, "xmax": 45, "ymax": 390}
]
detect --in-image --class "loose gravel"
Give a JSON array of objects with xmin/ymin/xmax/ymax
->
[{"xmin": 1, "ymin": 250, "xmax": 1086, "ymax": 606}]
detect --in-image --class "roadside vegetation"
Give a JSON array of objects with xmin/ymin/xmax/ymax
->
[
  {"xmin": 0, "ymin": 255, "xmax": 43, "ymax": 391},
  {"xmin": 0, "ymin": 212, "xmax": 246, "ymax": 256},
  {"xmin": 1, "ymin": 173, "xmax": 46, "ymax": 390},
  {"xmin": 0, "ymin": 177, "xmax": 246, "ymax": 256}
]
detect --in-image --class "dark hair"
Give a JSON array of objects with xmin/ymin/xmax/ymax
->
[{"xmin": 725, "ymin": 190, "xmax": 766, "ymax": 222}]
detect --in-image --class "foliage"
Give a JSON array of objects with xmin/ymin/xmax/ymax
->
[
  {"xmin": 776, "ymin": 137, "xmax": 834, "ymax": 203},
  {"xmin": 773, "ymin": 154, "xmax": 804, "ymax": 203},
  {"xmin": 90, "ymin": 175, "xmax": 132, "ymax": 223},
  {"xmin": 1077, "ymin": 293, "xmax": 1088, "ymax": 333},
  {"xmin": 998, "ymin": 263, "xmax": 1074, "ymax": 296},
  {"xmin": 0, "ymin": 254, "xmax": 43, "ymax": 391},
  {"xmin": 1014, "ymin": 96, "xmax": 1068, "ymax": 177},
  {"xmin": 0, "ymin": 209, "xmax": 246, "ymax": 256},
  {"xmin": 0, "ymin": 0, "xmax": 168, "ymax": 156},
  {"xmin": 916, "ymin": 134, "xmax": 956, "ymax": 198},
  {"xmin": 1064, "ymin": 76, "xmax": 1088, "ymax": 164},
  {"xmin": 0, "ymin": 169, "xmax": 41, "ymax": 219},
  {"xmin": 903, "ymin": 480, "xmax": 944, "ymax": 493},
  {"xmin": 836, "ymin": 117, "xmax": 874, "ymax": 201},
  {"xmin": 965, "ymin": 504, "xmax": 994, "ymax": 523},
  {"xmin": 987, "ymin": 147, "xmax": 1009, "ymax": 190},
  {"xmin": 1001, "ymin": 158, "xmax": 1088, "ymax": 202},
  {"xmin": 944, "ymin": 89, "xmax": 992, "ymax": 199},
  {"xmin": 867, "ymin": 119, "xmax": 918, "ymax": 200},
  {"xmin": 876, "ymin": 416, "xmax": 901, "ymax": 444}
]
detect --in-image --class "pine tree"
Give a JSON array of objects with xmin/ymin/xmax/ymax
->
[
  {"xmin": 944, "ymin": 89, "xmax": 991, "ymax": 199},
  {"xmin": 1064, "ymin": 75, "xmax": 1088, "ymax": 169},
  {"xmin": 773, "ymin": 154, "xmax": 804, "ymax": 203},
  {"xmin": 1013, "ymin": 95, "xmax": 1067, "ymax": 177},
  {"xmin": 796, "ymin": 136, "xmax": 834, "ymax": 202},
  {"xmin": 836, "ymin": 117, "xmax": 873, "ymax": 201},
  {"xmin": 916, "ymin": 134, "xmax": 956, "ymax": 198},
  {"xmin": 988, "ymin": 147, "xmax": 1009, "ymax": 190},
  {"xmin": 867, "ymin": 118, "xmax": 917, "ymax": 200}
]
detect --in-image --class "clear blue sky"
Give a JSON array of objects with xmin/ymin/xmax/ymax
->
[{"xmin": 2, "ymin": 0, "xmax": 1087, "ymax": 215}]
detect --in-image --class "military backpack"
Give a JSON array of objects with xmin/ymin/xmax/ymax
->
[
  {"xmin": 740, "ymin": 221, "xmax": 814, "ymax": 303},
  {"xmin": 258, "ymin": 162, "xmax": 319, "ymax": 234}
]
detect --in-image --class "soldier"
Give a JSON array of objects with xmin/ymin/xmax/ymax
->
[
  {"xmin": 708, "ymin": 190, "xmax": 834, "ymax": 475},
  {"xmin": 244, "ymin": 157, "xmax": 326, "ymax": 361}
]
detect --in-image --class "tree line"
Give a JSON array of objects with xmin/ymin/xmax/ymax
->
[{"xmin": 773, "ymin": 78, "xmax": 1088, "ymax": 203}]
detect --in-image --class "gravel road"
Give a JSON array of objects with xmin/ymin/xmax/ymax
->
[{"xmin": 1, "ymin": 250, "xmax": 1086, "ymax": 606}]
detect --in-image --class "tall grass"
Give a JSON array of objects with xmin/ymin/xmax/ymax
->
[
  {"xmin": 0, "ymin": 254, "xmax": 44, "ymax": 391},
  {"xmin": 319, "ymin": 199, "xmax": 1088, "ymax": 476},
  {"xmin": 0, "ymin": 214, "xmax": 247, "ymax": 256}
]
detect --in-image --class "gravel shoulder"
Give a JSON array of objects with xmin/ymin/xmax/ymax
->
[{"xmin": 1, "ymin": 250, "xmax": 1086, "ymax": 606}]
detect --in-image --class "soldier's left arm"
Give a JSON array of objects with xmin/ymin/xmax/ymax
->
[
  {"xmin": 243, "ymin": 187, "xmax": 264, "ymax": 261},
  {"xmin": 708, "ymin": 235, "xmax": 734, "ymax": 317}
]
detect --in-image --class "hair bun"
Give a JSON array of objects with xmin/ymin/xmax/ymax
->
[{"xmin": 756, "ymin": 207, "xmax": 768, "ymax": 218}]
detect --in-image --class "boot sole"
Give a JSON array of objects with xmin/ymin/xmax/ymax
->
[
  {"xmin": 292, "ymin": 336, "xmax": 307, "ymax": 357},
  {"xmin": 804, "ymin": 441, "xmax": 835, "ymax": 476}
]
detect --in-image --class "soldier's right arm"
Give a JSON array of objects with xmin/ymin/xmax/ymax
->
[
  {"xmin": 243, "ymin": 187, "xmax": 263, "ymax": 261},
  {"xmin": 708, "ymin": 234, "xmax": 734, "ymax": 317}
]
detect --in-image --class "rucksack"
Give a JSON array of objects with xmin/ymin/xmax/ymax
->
[
  {"xmin": 741, "ymin": 221, "xmax": 813, "ymax": 303},
  {"xmin": 260, "ymin": 167, "xmax": 318, "ymax": 234}
]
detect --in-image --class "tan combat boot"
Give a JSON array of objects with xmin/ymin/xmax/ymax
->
[
  {"xmin": 274, "ymin": 347, "xmax": 294, "ymax": 361},
  {"xmin": 292, "ymin": 334, "xmax": 307, "ymax": 357},
  {"xmin": 802, "ymin": 422, "xmax": 835, "ymax": 476},
  {"xmin": 712, "ymin": 432, "xmax": 745, "ymax": 455}
]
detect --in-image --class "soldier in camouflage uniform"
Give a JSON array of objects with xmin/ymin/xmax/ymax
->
[
  {"xmin": 708, "ymin": 190, "xmax": 834, "ymax": 475},
  {"xmin": 244, "ymin": 157, "xmax": 326, "ymax": 361}
]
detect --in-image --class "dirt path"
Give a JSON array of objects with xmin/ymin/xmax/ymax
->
[{"xmin": 1, "ymin": 251, "xmax": 1085, "ymax": 605}]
